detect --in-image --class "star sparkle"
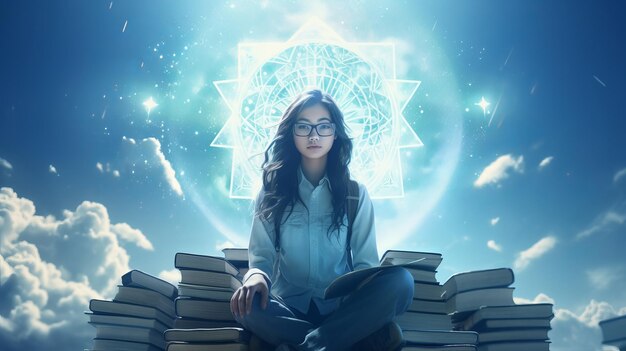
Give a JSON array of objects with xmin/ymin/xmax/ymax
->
[
  {"xmin": 475, "ymin": 96, "xmax": 490, "ymax": 115},
  {"xmin": 143, "ymin": 97, "xmax": 158, "ymax": 114}
]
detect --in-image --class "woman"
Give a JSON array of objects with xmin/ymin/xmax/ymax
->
[{"xmin": 230, "ymin": 89, "xmax": 414, "ymax": 351}]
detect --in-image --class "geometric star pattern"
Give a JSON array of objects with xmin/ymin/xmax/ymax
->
[{"xmin": 212, "ymin": 17, "xmax": 423, "ymax": 199}]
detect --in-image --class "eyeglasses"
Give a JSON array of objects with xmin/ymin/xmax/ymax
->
[{"xmin": 293, "ymin": 122, "xmax": 336, "ymax": 137}]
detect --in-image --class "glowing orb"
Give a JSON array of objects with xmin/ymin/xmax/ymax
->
[{"xmin": 212, "ymin": 18, "xmax": 422, "ymax": 199}]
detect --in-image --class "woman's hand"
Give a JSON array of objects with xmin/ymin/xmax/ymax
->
[{"xmin": 230, "ymin": 273, "xmax": 269, "ymax": 318}]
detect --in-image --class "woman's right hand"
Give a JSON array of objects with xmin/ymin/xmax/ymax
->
[{"xmin": 230, "ymin": 273, "xmax": 269, "ymax": 318}]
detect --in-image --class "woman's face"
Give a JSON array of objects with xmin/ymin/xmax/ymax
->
[{"xmin": 292, "ymin": 103, "xmax": 337, "ymax": 162}]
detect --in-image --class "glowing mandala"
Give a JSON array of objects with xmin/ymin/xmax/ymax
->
[{"xmin": 212, "ymin": 18, "xmax": 423, "ymax": 199}]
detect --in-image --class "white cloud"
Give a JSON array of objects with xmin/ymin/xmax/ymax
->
[
  {"xmin": 0, "ymin": 187, "xmax": 152, "ymax": 349},
  {"xmin": 513, "ymin": 236, "xmax": 557, "ymax": 271},
  {"xmin": 613, "ymin": 168, "xmax": 626, "ymax": 183},
  {"xmin": 0, "ymin": 157, "xmax": 13, "ymax": 170},
  {"xmin": 122, "ymin": 136, "xmax": 183, "ymax": 197},
  {"xmin": 514, "ymin": 294, "xmax": 626, "ymax": 351},
  {"xmin": 539, "ymin": 156, "xmax": 554, "ymax": 170},
  {"xmin": 215, "ymin": 240, "xmax": 238, "ymax": 252},
  {"xmin": 111, "ymin": 223, "xmax": 154, "ymax": 251},
  {"xmin": 576, "ymin": 210, "xmax": 626, "ymax": 240},
  {"xmin": 490, "ymin": 217, "xmax": 500, "ymax": 226},
  {"xmin": 96, "ymin": 162, "xmax": 120, "ymax": 178},
  {"xmin": 48, "ymin": 165, "xmax": 57, "ymax": 174},
  {"xmin": 474, "ymin": 154, "xmax": 524, "ymax": 188},
  {"xmin": 158, "ymin": 269, "xmax": 181, "ymax": 287},
  {"xmin": 487, "ymin": 240, "xmax": 502, "ymax": 252},
  {"xmin": 586, "ymin": 266, "xmax": 626, "ymax": 291}
]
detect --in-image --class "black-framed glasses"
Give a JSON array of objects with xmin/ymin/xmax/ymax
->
[{"xmin": 293, "ymin": 122, "xmax": 336, "ymax": 137}]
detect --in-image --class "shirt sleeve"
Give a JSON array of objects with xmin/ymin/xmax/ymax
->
[
  {"xmin": 349, "ymin": 183, "xmax": 380, "ymax": 270},
  {"xmin": 242, "ymin": 188, "xmax": 277, "ymax": 288}
]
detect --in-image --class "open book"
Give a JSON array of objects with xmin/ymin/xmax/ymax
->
[{"xmin": 324, "ymin": 258, "xmax": 425, "ymax": 299}]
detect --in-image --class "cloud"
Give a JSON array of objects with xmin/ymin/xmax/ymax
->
[
  {"xmin": 487, "ymin": 240, "xmax": 502, "ymax": 252},
  {"xmin": 96, "ymin": 162, "xmax": 120, "ymax": 178},
  {"xmin": 0, "ymin": 187, "xmax": 152, "ymax": 350},
  {"xmin": 158, "ymin": 269, "xmax": 181, "ymax": 287},
  {"xmin": 513, "ymin": 236, "xmax": 557, "ymax": 271},
  {"xmin": 514, "ymin": 294, "xmax": 626, "ymax": 351},
  {"xmin": 614, "ymin": 168, "xmax": 626, "ymax": 183},
  {"xmin": 474, "ymin": 154, "xmax": 524, "ymax": 188},
  {"xmin": 122, "ymin": 136, "xmax": 183, "ymax": 197},
  {"xmin": 48, "ymin": 165, "xmax": 57, "ymax": 174},
  {"xmin": 576, "ymin": 210, "xmax": 626, "ymax": 240},
  {"xmin": 0, "ymin": 157, "xmax": 13, "ymax": 170},
  {"xmin": 539, "ymin": 156, "xmax": 554, "ymax": 170},
  {"xmin": 586, "ymin": 266, "xmax": 626, "ymax": 291},
  {"xmin": 490, "ymin": 217, "xmax": 500, "ymax": 226}
]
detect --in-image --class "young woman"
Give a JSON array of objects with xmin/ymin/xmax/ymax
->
[{"xmin": 230, "ymin": 89, "xmax": 414, "ymax": 351}]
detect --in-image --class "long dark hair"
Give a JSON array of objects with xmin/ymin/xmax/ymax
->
[{"xmin": 258, "ymin": 89, "xmax": 353, "ymax": 238}]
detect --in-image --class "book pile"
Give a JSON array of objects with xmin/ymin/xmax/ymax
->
[
  {"xmin": 165, "ymin": 252, "xmax": 248, "ymax": 350},
  {"xmin": 599, "ymin": 314, "xmax": 626, "ymax": 350},
  {"xmin": 222, "ymin": 247, "xmax": 250, "ymax": 280},
  {"xmin": 442, "ymin": 268, "xmax": 554, "ymax": 351},
  {"xmin": 86, "ymin": 270, "xmax": 178, "ymax": 351},
  {"xmin": 381, "ymin": 250, "xmax": 478, "ymax": 351}
]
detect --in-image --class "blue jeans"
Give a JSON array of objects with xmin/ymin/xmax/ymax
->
[{"xmin": 235, "ymin": 266, "xmax": 414, "ymax": 351}]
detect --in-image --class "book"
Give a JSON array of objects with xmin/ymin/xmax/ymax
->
[
  {"xmin": 408, "ymin": 299, "xmax": 448, "ymax": 314},
  {"xmin": 89, "ymin": 299, "xmax": 174, "ymax": 328},
  {"xmin": 92, "ymin": 324, "xmax": 166, "ymax": 349},
  {"xmin": 324, "ymin": 258, "xmax": 425, "ymax": 299},
  {"xmin": 599, "ymin": 314, "xmax": 626, "ymax": 343},
  {"xmin": 477, "ymin": 341, "xmax": 550, "ymax": 351},
  {"xmin": 477, "ymin": 328, "xmax": 550, "ymax": 343},
  {"xmin": 164, "ymin": 327, "xmax": 250, "ymax": 343},
  {"xmin": 175, "ymin": 253, "xmax": 239, "ymax": 277},
  {"xmin": 92, "ymin": 338, "xmax": 163, "ymax": 351},
  {"xmin": 457, "ymin": 304, "xmax": 554, "ymax": 331},
  {"xmin": 222, "ymin": 248, "xmax": 249, "ymax": 262},
  {"xmin": 166, "ymin": 342, "xmax": 248, "ymax": 351},
  {"xmin": 441, "ymin": 268, "xmax": 514, "ymax": 300},
  {"xmin": 86, "ymin": 312, "xmax": 169, "ymax": 334},
  {"xmin": 402, "ymin": 346, "xmax": 476, "ymax": 351},
  {"xmin": 380, "ymin": 250, "xmax": 442, "ymax": 272},
  {"xmin": 413, "ymin": 282, "xmax": 445, "ymax": 301},
  {"xmin": 177, "ymin": 283, "xmax": 236, "ymax": 301},
  {"xmin": 173, "ymin": 318, "xmax": 241, "ymax": 329},
  {"xmin": 405, "ymin": 266, "xmax": 438, "ymax": 284},
  {"xmin": 394, "ymin": 311, "xmax": 453, "ymax": 331},
  {"xmin": 175, "ymin": 297, "xmax": 235, "ymax": 321},
  {"xmin": 403, "ymin": 329, "xmax": 478, "ymax": 345},
  {"xmin": 603, "ymin": 337, "xmax": 626, "ymax": 349},
  {"xmin": 179, "ymin": 269, "xmax": 243, "ymax": 290},
  {"xmin": 470, "ymin": 318, "xmax": 552, "ymax": 332},
  {"xmin": 122, "ymin": 269, "xmax": 178, "ymax": 300},
  {"xmin": 446, "ymin": 287, "xmax": 515, "ymax": 315},
  {"xmin": 115, "ymin": 285, "xmax": 177, "ymax": 318}
]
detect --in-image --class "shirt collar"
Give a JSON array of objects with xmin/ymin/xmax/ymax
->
[{"xmin": 298, "ymin": 165, "xmax": 332, "ymax": 191}]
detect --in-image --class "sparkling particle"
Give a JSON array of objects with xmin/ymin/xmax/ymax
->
[{"xmin": 122, "ymin": 20, "xmax": 128, "ymax": 33}]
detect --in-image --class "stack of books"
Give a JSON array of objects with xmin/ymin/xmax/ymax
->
[
  {"xmin": 164, "ymin": 327, "xmax": 250, "ymax": 351},
  {"xmin": 599, "ymin": 314, "xmax": 626, "ymax": 350},
  {"xmin": 222, "ymin": 248, "xmax": 249, "ymax": 280},
  {"xmin": 381, "ymin": 250, "xmax": 479, "ymax": 350},
  {"xmin": 164, "ymin": 252, "xmax": 249, "ymax": 351},
  {"xmin": 442, "ymin": 268, "xmax": 553, "ymax": 351},
  {"xmin": 172, "ymin": 252, "xmax": 243, "ymax": 329},
  {"xmin": 86, "ymin": 270, "xmax": 178, "ymax": 351}
]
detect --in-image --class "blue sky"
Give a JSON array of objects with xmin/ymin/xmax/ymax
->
[{"xmin": 1, "ymin": 1, "xmax": 625, "ymax": 350}]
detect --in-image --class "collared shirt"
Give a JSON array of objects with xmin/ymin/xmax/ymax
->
[{"xmin": 243, "ymin": 166, "xmax": 379, "ymax": 315}]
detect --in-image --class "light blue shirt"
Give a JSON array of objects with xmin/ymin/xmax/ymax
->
[{"xmin": 243, "ymin": 167, "xmax": 379, "ymax": 315}]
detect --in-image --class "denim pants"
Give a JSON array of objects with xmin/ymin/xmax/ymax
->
[{"xmin": 235, "ymin": 266, "xmax": 414, "ymax": 351}]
